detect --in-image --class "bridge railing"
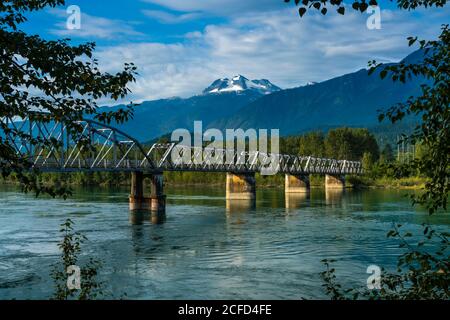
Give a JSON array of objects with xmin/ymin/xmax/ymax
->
[
  {"xmin": 139, "ymin": 143, "xmax": 362, "ymax": 175},
  {"xmin": 2, "ymin": 115, "xmax": 363, "ymax": 175}
]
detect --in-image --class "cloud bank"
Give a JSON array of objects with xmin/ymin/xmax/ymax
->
[
  {"xmin": 49, "ymin": 9, "xmax": 144, "ymax": 40},
  {"xmin": 60, "ymin": 5, "xmax": 449, "ymax": 104}
]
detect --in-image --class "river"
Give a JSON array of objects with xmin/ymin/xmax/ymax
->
[{"xmin": 0, "ymin": 185, "xmax": 448, "ymax": 299}]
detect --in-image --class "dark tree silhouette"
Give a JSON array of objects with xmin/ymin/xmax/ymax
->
[
  {"xmin": 284, "ymin": 0, "xmax": 449, "ymax": 300},
  {"xmin": 285, "ymin": 0, "xmax": 449, "ymax": 214},
  {"xmin": 0, "ymin": 0, "xmax": 137, "ymax": 197},
  {"xmin": 284, "ymin": 0, "xmax": 446, "ymax": 17}
]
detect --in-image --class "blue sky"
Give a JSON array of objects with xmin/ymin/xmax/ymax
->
[{"xmin": 20, "ymin": 0, "xmax": 450, "ymax": 104}]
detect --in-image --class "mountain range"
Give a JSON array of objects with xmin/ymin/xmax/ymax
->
[{"xmin": 104, "ymin": 50, "xmax": 425, "ymax": 144}]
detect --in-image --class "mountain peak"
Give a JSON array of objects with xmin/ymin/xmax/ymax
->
[
  {"xmin": 203, "ymin": 75, "xmax": 281, "ymax": 95},
  {"xmin": 232, "ymin": 74, "xmax": 248, "ymax": 81}
]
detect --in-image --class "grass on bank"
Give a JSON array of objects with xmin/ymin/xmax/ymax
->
[{"xmin": 0, "ymin": 171, "xmax": 427, "ymax": 190}]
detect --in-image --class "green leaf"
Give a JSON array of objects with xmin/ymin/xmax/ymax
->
[
  {"xmin": 299, "ymin": 7, "xmax": 307, "ymax": 17},
  {"xmin": 337, "ymin": 6, "xmax": 345, "ymax": 15}
]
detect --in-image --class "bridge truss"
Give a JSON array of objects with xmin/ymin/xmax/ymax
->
[{"xmin": 1, "ymin": 114, "xmax": 362, "ymax": 175}]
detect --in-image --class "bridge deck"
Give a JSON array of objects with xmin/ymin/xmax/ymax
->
[{"xmin": 2, "ymin": 115, "xmax": 363, "ymax": 176}]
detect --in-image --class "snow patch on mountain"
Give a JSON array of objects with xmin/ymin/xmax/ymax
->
[{"xmin": 203, "ymin": 75, "xmax": 281, "ymax": 95}]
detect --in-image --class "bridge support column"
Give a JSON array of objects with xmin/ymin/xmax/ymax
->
[
  {"xmin": 226, "ymin": 172, "xmax": 256, "ymax": 200},
  {"xmin": 325, "ymin": 174, "xmax": 345, "ymax": 190},
  {"xmin": 129, "ymin": 171, "xmax": 151, "ymax": 211},
  {"xmin": 149, "ymin": 173, "xmax": 166, "ymax": 212},
  {"xmin": 285, "ymin": 174, "xmax": 310, "ymax": 193}
]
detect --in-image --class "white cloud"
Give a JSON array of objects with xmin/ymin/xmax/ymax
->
[
  {"xmin": 95, "ymin": 6, "xmax": 450, "ymax": 104},
  {"xmin": 141, "ymin": 0, "xmax": 280, "ymax": 16},
  {"xmin": 49, "ymin": 9, "xmax": 144, "ymax": 40},
  {"xmin": 142, "ymin": 10, "xmax": 202, "ymax": 24},
  {"xmin": 95, "ymin": 42, "xmax": 215, "ymax": 104}
]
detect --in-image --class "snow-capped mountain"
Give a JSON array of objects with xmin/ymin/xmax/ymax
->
[{"xmin": 203, "ymin": 75, "xmax": 281, "ymax": 95}]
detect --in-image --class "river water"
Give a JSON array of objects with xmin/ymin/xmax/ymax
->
[{"xmin": 0, "ymin": 185, "xmax": 448, "ymax": 299}]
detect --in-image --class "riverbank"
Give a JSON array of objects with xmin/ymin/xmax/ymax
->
[
  {"xmin": 347, "ymin": 176, "xmax": 427, "ymax": 190},
  {"xmin": 1, "ymin": 172, "xmax": 427, "ymax": 190}
]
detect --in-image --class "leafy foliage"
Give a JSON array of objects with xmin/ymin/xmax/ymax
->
[
  {"xmin": 286, "ymin": 0, "xmax": 449, "ymax": 300},
  {"xmin": 325, "ymin": 128, "xmax": 379, "ymax": 160},
  {"xmin": 285, "ymin": 0, "xmax": 449, "ymax": 217},
  {"xmin": 0, "ymin": 0, "xmax": 137, "ymax": 197},
  {"xmin": 321, "ymin": 224, "xmax": 449, "ymax": 300},
  {"xmin": 380, "ymin": 143, "xmax": 395, "ymax": 163},
  {"xmin": 284, "ymin": 0, "xmax": 447, "ymax": 17},
  {"xmin": 51, "ymin": 218, "xmax": 103, "ymax": 300},
  {"xmin": 282, "ymin": 127, "xmax": 379, "ymax": 161},
  {"xmin": 297, "ymin": 131, "xmax": 326, "ymax": 157},
  {"xmin": 370, "ymin": 26, "xmax": 449, "ymax": 214}
]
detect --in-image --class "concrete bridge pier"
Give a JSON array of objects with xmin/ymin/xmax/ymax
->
[
  {"xmin": 129, "ymin": 172, "xmax": 166, "ymax": 212},
  {"xmin": 129, "ymin": 171, "xmax": 151, "ymax": 211},
  {"xmin": 325, "ymin": 174, "xmax": 346, "ymax": 190},
  {"xmin": 148, "ymin": 173, "xmax": 166, "ymax": 212},
  {"xmin": 285, "ymin": 174, "xmax": 310, "ymax": 193},
  {"xmin": 226, "ymin": 172, "xmax": 256, "ymax": 200}
]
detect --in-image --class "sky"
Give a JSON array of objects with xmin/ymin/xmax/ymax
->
[{"xmin": 20, "ymin": 0, "xmax": 450, "ymax": 104}]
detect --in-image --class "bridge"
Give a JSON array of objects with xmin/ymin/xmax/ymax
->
[{"xmin": 2, "ymin": 114, "xmax": 363, "ymax": 212}]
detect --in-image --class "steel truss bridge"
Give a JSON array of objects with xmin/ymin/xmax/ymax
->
[{"xmin": 1, "ymin": 114, "xmax": 363, "ymax": 176}]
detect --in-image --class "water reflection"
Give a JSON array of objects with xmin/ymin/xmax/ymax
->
[
  {"xmin": 325, "ymin": 188, "xmax": 344, "ymax": 207},
  {"xmin": 225, "ymin": 199, "xmax": 256, "ymax": 214},
  {"xmin": 0, "ymin": 185, "xmax": 448, "ymax": 300},
  {"xmin": 129, "ymin": 211, "xmax": 166, "ymax": 225},
  {"xmin": 285, "ymin": 193, "xmax": 309, "ymax": 212}
]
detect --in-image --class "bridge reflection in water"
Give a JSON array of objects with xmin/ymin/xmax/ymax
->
[
  {"xmin": 226, "ymin": 199, "xmax": 256, "ymax": 214},
  {"xmin": 3, "ymin": 113, "xmax": 359, "ymax": 215},
  {"xmin": 129, "ymin": 211, "xmax": 166, "ymax": 225},
  {"xmin": 128, "ymin": 188, "xmax": 346, "ymax": 226},
  {"xmin": 285, "ymin": 193, "xmax": 310, "ymax": 212},
  {"xmin": 326, "ymin": 188, "xmax": 345, "ymax": 207}
]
